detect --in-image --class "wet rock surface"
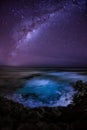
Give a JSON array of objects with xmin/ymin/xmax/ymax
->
[{"xmin": 0, "ymin": 80, "xmax": 87, "ymax": 130}]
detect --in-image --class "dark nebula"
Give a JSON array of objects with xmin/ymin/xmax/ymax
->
[{"xmin": 0, "ymin": 0, "xmax": 87, "ymax": 67}]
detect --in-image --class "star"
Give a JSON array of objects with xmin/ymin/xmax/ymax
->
[{"xmin": 0, "ymin": 0, "xmax": 87, "ymax": 66}]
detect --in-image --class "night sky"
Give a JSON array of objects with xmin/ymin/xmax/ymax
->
[{"xmin": 0, "ymin": 0, "xmax": 87, "ymax": 67}]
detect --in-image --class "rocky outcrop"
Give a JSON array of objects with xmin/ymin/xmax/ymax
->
[{"xmin": 0, "ymin": 80, "xmax": 87, "ymax": 130}]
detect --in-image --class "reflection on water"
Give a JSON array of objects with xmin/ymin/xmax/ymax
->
[{"xmin": 6, "ymin": 71, "xmax": 87, "ymax": 108}]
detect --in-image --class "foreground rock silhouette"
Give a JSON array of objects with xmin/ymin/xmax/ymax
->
[{"xmin": 0, "ymin": 80, "xmax": 87, "ymax": 130}]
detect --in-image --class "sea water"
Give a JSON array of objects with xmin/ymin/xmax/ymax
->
[{"xmin": 6, "ymin": 71, "xmax": 87, "ymax": 108}]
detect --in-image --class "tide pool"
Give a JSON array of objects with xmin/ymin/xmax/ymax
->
[
  {"xmin": 6, "ymin": 70, "xmax": 87, "ymax": 108},
  {"xmin": 7, "ymin": 76, "xmax": 76, "ymax": 108}
]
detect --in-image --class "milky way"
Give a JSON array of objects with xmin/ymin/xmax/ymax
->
[{"xmin": 0, "ymin": 0, "xmax": 87, "ymax": 66}]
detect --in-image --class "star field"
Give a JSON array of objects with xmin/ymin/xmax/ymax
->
[{"xmin": 0, "ymin": 0, "xmax": 87, "ymax": 66}]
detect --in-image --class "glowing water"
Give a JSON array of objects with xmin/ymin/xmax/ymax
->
[
  {"xmin": 8, "ymin": 77, "xmax": 76, "ymax": 108},
  {"xmin": 6, "ymin": 71, "xmax": 87, "ymax": 108}
]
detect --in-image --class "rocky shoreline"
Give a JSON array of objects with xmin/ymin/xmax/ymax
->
[{"xmin": 0, "ymin": 80, "xmax": 87, "ymax": 130}]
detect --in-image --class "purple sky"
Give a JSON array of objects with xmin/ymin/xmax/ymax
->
[{"xmin": 0, "ymin": 0, "xmax": 87, "ymax": 67}]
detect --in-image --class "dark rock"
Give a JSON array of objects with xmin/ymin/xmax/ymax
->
[
  {"xmin": 0, "ymin": 80, "xmax": 87, "ymax": 130},
  {"xmin": 17, "ymin": 123, "xmax": 37, "ymax": 130}
]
